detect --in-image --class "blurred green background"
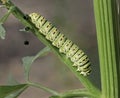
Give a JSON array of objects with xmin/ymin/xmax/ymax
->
[{"xmin": 0, "ymin": 0, "xmax": 100, "ymax": 97}]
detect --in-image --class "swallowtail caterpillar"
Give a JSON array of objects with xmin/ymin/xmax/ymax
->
[{"xmin": 29, "ymin": 13, "xmax": 91, "ymax": 76}]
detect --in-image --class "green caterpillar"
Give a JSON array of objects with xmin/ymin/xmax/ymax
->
[{"xmin": 29, "ymin": 13, "xmax": 91, "ymax": 76}]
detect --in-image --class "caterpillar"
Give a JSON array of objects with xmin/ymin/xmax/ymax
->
[{"xmin": 29, "ymin": 13, "xmax": 91, "ymax": 76}]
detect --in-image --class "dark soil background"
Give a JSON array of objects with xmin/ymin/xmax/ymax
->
[{"xmin": 0, "ymin": 0, "xmax": 100, "ymax": 98}]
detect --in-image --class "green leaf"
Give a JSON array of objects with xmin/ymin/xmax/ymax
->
[
  {"xmin": 7, "ymin": 74, "xmax": 19, "ymax": 85},
  {"xmin": 0, "ymin": 24, "xmax": 6, "ymax": 39},
  {"xmin": 5, "ymin": 85, "xmax": 28, "ymax": 98},
  {"xmin": 34, "ymin": 46, "xmax": 51, "ymax": 59},
  {"xmin": 6, "ymin": 75, "xmax": 27, "ymax": 98},
  {"xmin": 22, "ymin": 46, "xmax": 51, "ymax": 81},
  {"xmin": 0, "ymin": 84, "xmax": 28, "ymax": 98},
  {"xmin": 22, "ymin": 56, "xmax": 34, "ymax": 81}
]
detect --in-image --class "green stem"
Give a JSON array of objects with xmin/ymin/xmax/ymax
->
[
  {"xmin": 59, "ymin": 89, "xmax": 97, "ymax": 98},
  {"xmin": 27, "ymin": 81, "xmax": 59, "ymax": 95},
  {"xmin": 33, "ymin": 46, "xmax": 51, "ymax": 60},
  {"xmin": 93, "ymin": 0, "xmax": 119, "ymax": 98}
]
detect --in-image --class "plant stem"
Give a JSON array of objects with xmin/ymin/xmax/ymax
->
[
  {"xmin": 93, "ymin": 0, "xmax": 119, "ymax": 98},
  {"xmin": 27, "ymin": 81, "xmax": 59, "ymax": 96},
  {"xmin": 59, "ymin": 89, "xmax": 96, "ymax": 98}
]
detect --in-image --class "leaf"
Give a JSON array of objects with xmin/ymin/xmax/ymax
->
[
  {"xmin": 5, "ymin": 86, "xmax": 27, "ymax": 98},
  {"xmin": 22, "ymin": 46, "xmax": 51, "ymax": 81},
  {"xmin": 0, "ymin": 84, "xmax": 28, "ymax": 98},
  {"xmin": 7, "ymin": 74, "xmax": 19, "ymax": 85},
  {"xmin": 0, "ymin": 24, "xmax": 6, "ymax": 39},
  {"xmin": 22, "ymin": 56, "xmax": 35, "ymax": 81},
  {"xmin": 5, "ymin": 75, "xmax": 27, "ymax": 98},
  {"xmin": 34, "ymin": 46, "xmax": 51, "ymax": 59}
]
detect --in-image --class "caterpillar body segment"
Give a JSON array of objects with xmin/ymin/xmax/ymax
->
[
  {"xmin": 59, "ymin": 39, "xmax": 73, "ymax": 54},
  {"xmin": 52, "ymin": 33, "xmax": 66, "ymax": 48},
  {"xmin": 71, "ymin": 50, "xmax": 84, "ymax": 63},
  {"xmin": 66, "ymin": 44, "xmax": 79, "ymax": 58},
  {"xmin": 79, "ymin": 67, "xmax": 91, "ymax": 76},
  {"xmin": 77, "ymin": 62, "xmax": 91, "ymax": 76},
  {"xmin": 36, "ymin": 16, "xmax": 46, "ymax": 28},
  {"xmin": 46, "ymin": 27, "xmax": 59, "ymax": 41},
  {"xmin": 42, "ymin": 21, "xmax": 53, "ymax": 35}
]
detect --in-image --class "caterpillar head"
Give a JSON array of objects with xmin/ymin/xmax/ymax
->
[{"xmin": 29, "ymin": 13, "xmax": 40, "ymax": 24}]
